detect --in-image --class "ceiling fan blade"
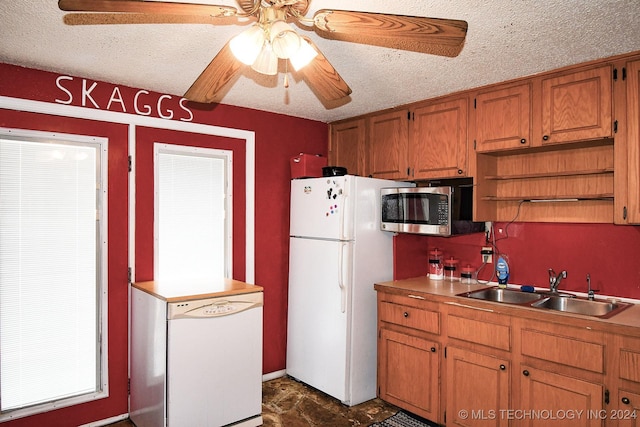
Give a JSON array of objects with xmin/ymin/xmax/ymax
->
[
  {"xmin": 58, "ymin": 0, "xmax": 237, "ymax": 17},
  {"xmin": 313, "ymin": 10, "xmax": 468, "ymax": 57},
  {"xmin": 63, "ymin": 13, "xmax": 226, "ymax": 25},
  {"xmin": 183, "ymin": 41, "xmax": 243, "ymax": 104},
  {"xmin": 298, "ymin": 37, "xmax": 351, "ymax": 102}
]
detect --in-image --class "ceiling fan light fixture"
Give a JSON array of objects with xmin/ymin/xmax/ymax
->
[
  {"xmin": 289, "ymin": 37, "xmax": 317, "ymax": 71},
  {"xmin": 269, "ymin": 20, "xmax": 300, "ymax": 59},
  {"xmin": 251, "ymin": 43, "xmax": 278, "ymax": 75},
  {"xmin": 229, "ymin": 25, "xmax": 265, "ymax": 65}
]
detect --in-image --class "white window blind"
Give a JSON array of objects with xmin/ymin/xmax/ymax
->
[
  {"xmin": 155, "ymin": 144, "xmax": 232, "ymax": 281},
  {"xmin": 0, "ymin": 132, "xmax": 106, "ymax": 419}
]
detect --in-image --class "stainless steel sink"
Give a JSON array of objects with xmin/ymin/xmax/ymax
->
[
  {"xmin": 457, "ymin": 286, "xmax": 633, "ymax": 319},
  {"xmin": 458, "ymin": 287, "xmax": 546, "ymax": 304},
  {"xmin": 531, "ymin": 296, "xmax": 632, "ymax": 318}
]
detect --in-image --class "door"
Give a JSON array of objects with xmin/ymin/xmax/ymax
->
[
  {"xmin": 410, "ymin": 96, "xmax": 469, "ymax": 179},
  {"xmin": 290, "ymin": 176, "xmax": 354, "ymax": 240},
  {"xmin": 475, "ymin": 83, "xmax": 532, "ymax": 152},
  {"xmin": 378, "ymin": 328, "xmax": 440, "ymax": 422},
  {"xmin": 540, "ymin": 64, "xmax": 612, "ymax": 145},
  {"xmin": 286, "ymin": 237, "xmax": 351, "ymax": 402},
  {"xmin": 446, "ymin": 347, "xmax": 511, "ymax": 427},
  {"xmin": 329, "ymin": 119, "xmax": 366, "ymax": 176},
  {"xmin": 519, "ymin": 366, "xmax": 603, "ymax": 427},
  {"xmin": 368, "ymin": 110, "xmax": 410, "ymax": 180}
]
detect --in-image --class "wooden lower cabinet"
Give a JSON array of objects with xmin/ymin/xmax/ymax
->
[
  {"xmin": 445, "ymin": 347, "xmax": 510, "ymax": 427},
  {"xmin": 518, "ymin": 366, "xmax": 604, "ymax": 427},
  {"xmin": 378, "ymin": 328, "xmax": 440, "ymax": 421},
  {"xmin": 376, "ymin": 288, "xmax": 639, "ymax": 426}
]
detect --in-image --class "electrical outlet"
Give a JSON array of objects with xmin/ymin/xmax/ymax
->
[{"xmin": 481, "ymin": 247, "xmax": 493, "ymax": 264}]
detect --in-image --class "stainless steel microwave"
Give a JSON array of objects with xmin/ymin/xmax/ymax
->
[{"xmin": 380, "ymin": 178, "xmax": 484, "ymax": 237}]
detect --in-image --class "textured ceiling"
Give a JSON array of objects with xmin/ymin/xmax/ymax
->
[{"xmin": 1, "ymin": 1, "xmax": 640, "ymax": 123}]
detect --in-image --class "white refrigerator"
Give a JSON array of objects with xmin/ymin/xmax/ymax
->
[{"xmin": 286, "ymin": 175, "xmax": 412, "ymax": 406}]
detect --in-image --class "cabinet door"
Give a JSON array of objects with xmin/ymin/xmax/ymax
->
[
  {"xmin": 475, "ymin": 83, "xmax": 532, "ymax": 152},
  {"xmin": 541, "ymin": 65, "xmax": 613, "ymax": 145},
  {"xmin": 446, "ymin": 347, "xmax": 510, "ymax": 427},
  {"xmin": 329, "ymin": 119, "xmax": 366, "ymax": 176},
  {"xmin": 368, "ymin": 110, "xmax": 409, "ymax": 180},
  {"xmin": 519, "ymin": 366, "xmax": 604, "ymax": 427},
  {"xmin": 617, "ymin": 389, "xmax": 640, "ymax": 427},
  {"xmin": 626, "ymin": 59, "xmax": 640, "ymax": 223},
  {"xmin": 410, "ymin": 97, "xmax": 468, "ymax": 179},
  {"xmin": 378, "ymin": 328, "xmax": 440, "ymax": 422}
]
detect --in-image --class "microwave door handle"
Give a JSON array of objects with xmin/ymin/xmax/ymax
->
[{"xmin": 337, "ymin": 242, "xmax": 347, "ymax": 313}]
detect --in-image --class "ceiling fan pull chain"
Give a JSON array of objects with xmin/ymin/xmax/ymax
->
[{"xmin": 284, "ymin": 62, "xmax": 290, "ymax": 88}]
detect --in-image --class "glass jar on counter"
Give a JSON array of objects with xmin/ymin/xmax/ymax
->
[
  {"xmin": 428, "ymin": 248, "xmax": 444, "ymax": 280},
  {"xmin": 444, "ymin": 257, "xmax": 459, "ymax": 281},
  {"xmin": 460, "ymin": 265, "xmax": 476, "ymax": 284}
]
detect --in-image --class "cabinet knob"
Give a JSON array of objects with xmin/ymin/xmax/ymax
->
[
  {"xmin": 543, "ymin": 135, "xmax": 549, "ymax": 141},
  {"xmin": 431, "ymin": 347, "xmax": 436, "ymax": 353},
  {"xmin": 523, "ymin": 370, "xmax": 530, "ymax": 376},
  {"xmin": 403, "ymin": 312, "xmax": 409, "ymax": 318},
  {"xmin": 622, "ymin": 397, "xmax": 630, "ymax": 405},
  {"xmin": 499, "ymin": 364, "xmax": 506, "ymax": 371},
  {"xmin": 520, "ymin": 138, "xmax": 527, "ymax": 144},
  {"xmin": 457, "ymin": 169, "xmax": 463, "ymax": 175}
]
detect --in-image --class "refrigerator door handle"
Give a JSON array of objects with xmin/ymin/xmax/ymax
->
[{"xmin": 338, "ymin": 242, "xmax": 348, "ymax": 313}]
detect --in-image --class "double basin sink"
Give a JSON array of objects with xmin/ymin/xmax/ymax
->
[{"xmin": 457, "ymin": 287, "xmax": 632, "ymax": 319}]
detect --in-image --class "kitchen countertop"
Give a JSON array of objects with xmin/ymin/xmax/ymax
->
[
  {"xmin": 375, "ymin": 276, "xmax": 640, "ymax": 333},
  {"xmin": 133, "ymin": 278, "xmax": 263, "ymax": 302}
]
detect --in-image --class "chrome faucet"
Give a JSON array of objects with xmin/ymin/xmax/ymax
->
[
  {"xmin": 587, "ymin": 273, "xmax": 597, "ymax": 300},
  {"xmin": 548, "ymin": 269, "xmax": 567, "ymax": 293}
]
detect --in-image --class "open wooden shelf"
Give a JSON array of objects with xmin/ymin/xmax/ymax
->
[
  {"xmin": 482, "ymin": 194, "xmax": 614, "ymax": 202},
  {"xmin": 484, "ymin": 168, "xmax": 614, "ymax": 181}
]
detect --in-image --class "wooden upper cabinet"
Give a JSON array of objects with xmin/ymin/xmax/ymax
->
[
  {"xmin": 540, "ymin": 64, "xmax": 613, "ymax": 145},
  {"xmin": 329, "ymin": 118, "xmax": 366, "ymax": 176},
  {"xmin": 626, "ymin": 59, "xmax": 640, "ymax": 223},
  {"xmin": 475, "ymin": 83, "xmax": 532, "ymax": 152},
  {"xmin": 368, "ymin": 110, "xmax": 409, "ymax": 180},
  {"xmin": 410, "ymin": 96, "xmax": 469, "ymax": 179}
]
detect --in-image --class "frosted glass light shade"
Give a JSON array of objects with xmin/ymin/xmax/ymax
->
[
  {"xmin": 251, "ymin": 43, "xmax": 278, "ymax": 75},
  {"xmin": 270, "ymin": 20, "xmax": 300, "ymax": 59},
  {"xmin": 290, "ymin": 37, "xmax": 318, "ymax": 71},
  {"xmin": 230, "ymin": 25, "xmax": 265, "ymax": 65}
]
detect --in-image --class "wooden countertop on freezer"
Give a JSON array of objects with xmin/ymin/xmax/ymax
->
[{"xmin": 132, "ymin": 278, "xmax": 263, "ymax": 302}]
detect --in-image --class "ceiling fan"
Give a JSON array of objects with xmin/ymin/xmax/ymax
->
[{"xmin": 58, "ymin": 0, "xmax": 468, "ymax": 104}]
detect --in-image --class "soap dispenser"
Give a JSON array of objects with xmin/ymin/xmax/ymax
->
[{"xmin": 496, "ymin": 255, "xmax": 510, "ymax": 288}]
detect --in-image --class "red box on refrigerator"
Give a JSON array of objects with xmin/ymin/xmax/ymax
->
[{"xmin": 290, "ymin": 154, "xmax": 327, "ymax": 179}]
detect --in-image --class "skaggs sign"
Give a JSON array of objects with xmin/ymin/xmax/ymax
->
[{"xmin": 54, "ymin": 75, "xmax": 194, "ymax": 122}]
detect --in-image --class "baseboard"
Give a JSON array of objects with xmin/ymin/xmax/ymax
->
[
  {"xmin": 263, "ymin": 369, "xmax": 286, "ymax": 382},
  {"xmin": 78, "ymin": 413, "xmax": 129, "ymax": 427}
]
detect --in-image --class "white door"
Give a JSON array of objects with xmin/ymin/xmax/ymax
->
[
  {"xmin": 289, "ymin": 176, "xmax": 354, "ymax": 240},
  {"xmin": 286, "ymin": 237, "xmax": 352, "ymax": 402}
]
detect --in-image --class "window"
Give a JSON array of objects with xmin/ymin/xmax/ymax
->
[
  {"xmin": 0, "ymin": 129, "xmax": 108, "ymax": 420},
  {"xmin": 154, "ymin": 144, "xmax": 232, "ymax": 280}
]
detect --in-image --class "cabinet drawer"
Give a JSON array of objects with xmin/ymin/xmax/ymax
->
[
  {"xmin": 379, "ymin": 301, "xmax": 440, "ymax": 335},
  {"xmin": 619, "ymin": 336, "xmax": 640, "ymax": 383},
  {"xmin": 446, "ymin": 311, "xmax": 511, "ymax": 351},
  {"xmin": 520, "ymin": 327, "xmax": 605, "ymax": 374}
]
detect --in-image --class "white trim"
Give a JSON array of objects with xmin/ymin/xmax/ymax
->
[
  {"xmin": 263, "ymin": 370, "xmax": 287, "ymax": 382},
  {"xmin": 77, "ymin": 413, "xmax": 129, "ymax": 427},
  {"xmin": 0, "ymin": 95, "xmax": 255, "ymax": 282}
]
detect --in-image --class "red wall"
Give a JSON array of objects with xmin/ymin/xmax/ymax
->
[
  {"xmin": 0, "ymin": 63, "xmax": 327, "ymax": 426},
  {"xmin": 395, "ymin": 222, "xmax": 640, "ymax": 299}
]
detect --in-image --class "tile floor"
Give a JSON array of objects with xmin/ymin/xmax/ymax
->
[{"xmin": 110, "ymin": 375, "xmax": 399, "ymax": 426}]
